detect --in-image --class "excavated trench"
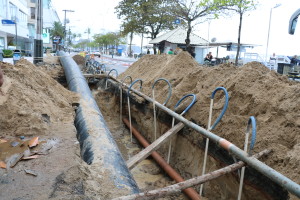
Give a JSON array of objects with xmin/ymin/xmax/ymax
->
[
  {"xmin": 92, "ymin": 78, "xmax": 289, "ymax": 200},
  {"xmin": 91, "ymin": 81, "xmax": 187, "ymax": 200}
]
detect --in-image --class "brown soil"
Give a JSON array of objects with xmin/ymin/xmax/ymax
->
[
  {"xmin": 119, "ymin": 51, "xmax": 300, "ymax": 194},
  {"xmin": 0, "ymin": 51, "xmax": 299, "ymax": 199},
  {"xmin": 0, "ymin": 58, "xmax": 78, "ymax": 136},
  {"xmin": 0, "ymin": 56, "xmax": 88, "ymax": 199},
  {"xmin": 73, "ymin": 55, "xmax": 85, "ymax": 69},
  {"xmin": 0, "ymin": 55, "xmax": 187, "ymax": 200},
  {"xmin": 94, "ymin": 90, "xmax": 188, "ymax": 200}
]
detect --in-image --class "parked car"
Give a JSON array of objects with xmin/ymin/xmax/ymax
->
[{"xmin": 93, "ymin": 51, "xmax": 101, "ymax": 58}]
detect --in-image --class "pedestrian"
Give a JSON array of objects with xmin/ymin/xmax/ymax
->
[
  {"xmin": 147, "ymin": 49, "xmax": 150, "ymax": 54},
  {"xmin": 204, "ymin": 52, "xmax": 213, "ymax": 62},
  {"xmin": 290, "ymin": 55, "xmax": 299, "ymax": 71},
  {"xmin": 168, "ymin": 49, "xmax": 174, "ymax": 55}
]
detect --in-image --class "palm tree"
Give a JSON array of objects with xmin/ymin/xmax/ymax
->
[{"xmin": 50, "ymin": 21, "xmax": 65, "ymax": 51}]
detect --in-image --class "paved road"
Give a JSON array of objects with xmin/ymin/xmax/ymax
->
[
  {"xmin": 3, "ymin": 53, "xmax": 137, "ymax": 75},
  {"xmin": 95, "ymin": 55, "xmax": 137, "ymax": 74}
]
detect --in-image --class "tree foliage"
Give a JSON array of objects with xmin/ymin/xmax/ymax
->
[
  {"xmin": 222, "ymin": 0, "xmax": 257, "ymax": 65},
  {"xmin": 49, "ymin": 21, "xmax": 64, "ymax": 39},
  {"xmin": 115, "ymin": 0, "xmax": 175, "ymax": 39},
  {"xmin": 169, "ymin": 0, "xmax": 229, "ymax": 53},
  {"xmin": 93, "ymin": 32, "xmax": 126, "ymax": 54}
]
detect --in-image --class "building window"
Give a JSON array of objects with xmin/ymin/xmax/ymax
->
[
  {"xmin": 0, "ymin": 0, "xmax": 6, "ymax": 18},
  {"xmin": 9, "ymin": 3, "xmax": 17, "ymax": 21},
  {"xmin": 30, "ymin": 0, "xmax": 36, "ymax": 3},
  {"xmin": 18, "ymin": 10, "xmax": 27, "ymax": 23},
  {"xmin": 0, "ymin": 37, "xmax": 4, "ymax": 50},
  {"xmin": 31, "ymin": 7, "xmax": 36, "ymax": 19}
]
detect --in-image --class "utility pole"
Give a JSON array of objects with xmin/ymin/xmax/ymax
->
[
  {"xmin": 14, "ymin": 20, "xmax": 17, "ymax": 48},
  {"xmin": 265, "ymin": 4, "xmax": 281, "ymax": 63},
  {"xmin": 62, "ymin": 9, "xmax": 74, "ymax": 50},
  {"xmin": 34, "ymin": 0, "xmax": 43, "ymax": 64}
]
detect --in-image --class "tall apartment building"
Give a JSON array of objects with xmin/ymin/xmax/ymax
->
[
  {"xmin": 0, "ymin": 0, "xmax": 29, "ymax": 52},
  {"xmin": 0, "ymin": 0, "xmax": 60, "ymax": 55}
]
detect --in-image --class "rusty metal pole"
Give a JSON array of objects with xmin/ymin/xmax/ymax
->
[{"xmin": 123, "ymin": 118, "xmax": 201, "ymax": 200}]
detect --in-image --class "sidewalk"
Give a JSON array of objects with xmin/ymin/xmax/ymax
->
[
  {"xmin": 3, "ymin": 56, "xmax": 34, "ymax": 65},
  {"xmin": 2, "ymin": 53, "xmax": 137, "ymax": 65},
  {"xmin": 101, "ymin": 54, "xmax": 138, "ymax": 63}
]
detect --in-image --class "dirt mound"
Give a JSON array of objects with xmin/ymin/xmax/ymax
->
[
  {"xmin": 72, "ymin": 55, "xmax": 85, "ymax": 67},
  {"xmin": 0, "ymin": 59, "xmax": 79, "ymax": 137},
  {"xmin": 120, "ymin": 51, "xmax": 300, "ymax": 183}
]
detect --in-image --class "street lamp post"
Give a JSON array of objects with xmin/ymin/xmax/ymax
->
[
  {"xmin": 206, "ymin": 18, "xmax": 214, "ymax": 56},
  {"xmin": 265, "ymin": 4, "xmax": 281, "ymax": 62},
  {"xmin": 84, "ymin": 28, "xmax": 91, "ymax": 52},
  {"xmin": 62, "ymin": 9, "xmax": 74, "ymax": 50}
]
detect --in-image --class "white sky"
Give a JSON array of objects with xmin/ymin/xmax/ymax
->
[{"xmin": 51, "ymin": 0, "xmax": 300, "ymax": 57}]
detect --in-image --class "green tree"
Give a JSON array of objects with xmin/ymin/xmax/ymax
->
[
  {"xmin": 49, "ymin": 21, "xmax": 64, "ymax": 39},
  {"xmin": 120, "ymin": 20, "xmax": 139, "ymax": 56},
  {"xmin": 49, "ymin": 21, "xmax": 65, "ymax": 51},
  {"xmin": 224, "ymin": 0, "xmax": 257, "ymax": 65},
  {"xmin": 169, "ymin": 0, "xmax": 228, "ymax": 54},
  {"xmin": 116, "ymin": 0, "xmax": 175, "ymax": 54}
]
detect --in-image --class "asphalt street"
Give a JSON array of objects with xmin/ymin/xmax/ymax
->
[{"xmin": 96, "ymin": 54, "xmax": 137, "ymax": 74}]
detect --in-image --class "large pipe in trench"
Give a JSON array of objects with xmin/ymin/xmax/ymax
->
[
  {"xmin": 123, "ymin": 118, "xmax": 201, "ymax": 200},
  {"xmin": 57, "ymin": 52, "xmax": 139, "ymax": 197}
]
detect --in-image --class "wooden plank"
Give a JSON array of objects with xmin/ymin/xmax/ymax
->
[
  {"xmin": 115, "ymin": 149, "xmax": 271, "ymax": 200},
  {"xmin": 82, "ymin": 74, "xmax": 106, "ymax": 78},
  {"xmin": 127, "ymin": 122, "xmax": 184, "ymax": 169}
]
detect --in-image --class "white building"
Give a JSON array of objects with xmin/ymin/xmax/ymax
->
[
  {"xmin": 0, "ymin": 0, "xmax": 29, "ymax": 51},
  {"xmin": 149, "ymin": 27, "xmax": 209, "ymax": 64},
  {"xmin": 0, "ymin": 0, "xmax": 60, "ymax": 55}
]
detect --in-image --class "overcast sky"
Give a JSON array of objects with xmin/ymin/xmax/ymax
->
[{"xmin": 51, "ymin": 0, "xmax": 300, "ymax": 57}]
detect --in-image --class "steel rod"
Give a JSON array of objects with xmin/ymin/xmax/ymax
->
[{"xmin": 112, "ymin": 79, "xmax": 300, "ymax": 197}]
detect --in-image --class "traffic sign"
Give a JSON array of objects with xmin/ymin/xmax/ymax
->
[
  {"xmin": 174, "ymin": 19, "xmax": 181, "ymax": 24},
  {"xmin": 1, "ymin": 19, "xmax": 16, "ymax": 25}
]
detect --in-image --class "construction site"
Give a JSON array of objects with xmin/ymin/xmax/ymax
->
[{"xmin": 0, "ymin": 51, "xmax": 299, "ymax": 200}]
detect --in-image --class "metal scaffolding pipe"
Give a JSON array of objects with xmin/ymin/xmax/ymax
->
[
  {"xmin": 115, "ymin": 79, "xmax": 300, "ymax": 197},
  {"xmin": 57, "ymin": 51, "xmax": 139, "ymax": 197},
  {"xmin": 123, "ymin": 118, "xmax": 201, "ymax": 200}
]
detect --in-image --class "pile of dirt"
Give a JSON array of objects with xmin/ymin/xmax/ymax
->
[
  {"xmin": 120, "ymin": 51, "xmax": 300, "ymax": 184},
  {"xmin": 0, "ymin": 58, "xmax": 79, "ymax": 137},
  {"xmin": 72, "ymin": 55, "xmax": 85, "ymax": 67},
  {"xmin": 37, "ymin": 55, "xmax": 65, "ymax": 79}
]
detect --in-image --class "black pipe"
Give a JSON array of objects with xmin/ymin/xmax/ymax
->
[{"xmin": 58, "ymin": 51, "xmax": 139, "ymax": 196}]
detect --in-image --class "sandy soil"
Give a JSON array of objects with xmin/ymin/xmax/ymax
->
[
  {"xmin": 119, "ymin": 51, "xmax": 300, "ymax": 198},
  {"xmin": 0, "ymin": 55, "xmax": 188, "ymax": 200},
  {"xmin": 94, "ymin": 89, "xmax": 188, "ymax": 200},
  {"xmin": 0, "ymin": 51, "xmax": 299, "ymax": 199},
  {"xmin": 73, "ymin": 55, "xmax": 85, "ymax": 70}
]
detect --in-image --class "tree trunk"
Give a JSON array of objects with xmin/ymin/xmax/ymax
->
[
  {"xmin": 235, "ymin": 12, "xmax": 243, "ymax": 66},
  {"xmin": 140, "ymin": 32, "xmax": 144, "ymax": 55},
  {"xmin": 153, "ymin": 46, "xmax": 157, "ymax": 54},
  {"xmin": 186, "ymin": 21, "xmax": 192, "ymax": 54},
  {"xmin": 129, "ymin": 32, "xmax": 133, "ymax": 57}
]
